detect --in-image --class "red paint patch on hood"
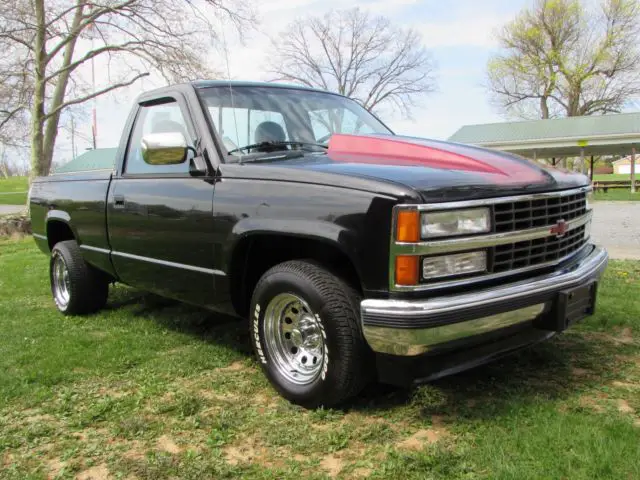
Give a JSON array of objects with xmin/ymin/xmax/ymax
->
[{"xmin": 327, "ymin": 134, "xmax": 549, "ymax": 184}]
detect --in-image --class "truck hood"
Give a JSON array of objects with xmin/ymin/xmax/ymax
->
[{"xmin": 279, "ymin": 134, "xmax": 588, "ymax": 202}]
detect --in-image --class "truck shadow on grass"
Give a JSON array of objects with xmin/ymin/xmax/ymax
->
[
  {"xmin": 349, "ymin": 333, "xmax": 636, "ymax": 420},
  {"xmin": 106, "ymin": 287, "xmax": 635, "ymax": 419}
]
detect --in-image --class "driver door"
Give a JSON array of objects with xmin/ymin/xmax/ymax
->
[{"xmin": 107, "ymin": 95, "xmax": 218, "ymax": 306}]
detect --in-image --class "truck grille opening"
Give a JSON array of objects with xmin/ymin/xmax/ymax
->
[
  {"xmin": 492, "ymin": 225, "xmax": 587, "ymax": 273},
  {"xmin": 494, "ymin": 191, "xmax": 587, "ymax": 233}
]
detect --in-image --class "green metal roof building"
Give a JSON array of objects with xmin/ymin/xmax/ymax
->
[
  {"xmin": 448, "ymin": 112, "xmax": 640, "ymax": 159},
  {"xmin": 53, "ymin": 148, "xmax": 117, "ymax": 174}
]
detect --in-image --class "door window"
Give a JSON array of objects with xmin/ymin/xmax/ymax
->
[
  {"xmin": 125, "ymin": 101, "xmax": 193, "ymax": 174},
  {"xmin": 208, "ymin": 106, "xmax": 289, "ymax": 151}
]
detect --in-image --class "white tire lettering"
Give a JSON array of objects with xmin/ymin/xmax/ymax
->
[
  {"xmin": 315, "ymin": 314, "xmax": 329, "ymax": 381},
  {"xmin": 253, "ymin": 303, "xmax": 267, "ymax": 364}
]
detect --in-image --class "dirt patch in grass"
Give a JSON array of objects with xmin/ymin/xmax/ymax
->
[
  {"xmin": 46, "ymin": 458, "xmax": 67, "ymax": 477},
  {"xmin": 617, "ymin": 399, "xmax": 635, "ymax": 414},
  {"xmin": 218, "ymin": 361, "xmax": 249, "ymax": 373},
  {"xmin": 320, "ymin": 454, "xmax": 344, "ymax": 477},
  {"xmin": 579, "ymin": 393, "xmax": 608, "ymax": 413},
  {"xmin": 122, "ymin": 440, "xmax": 147, "ymax": 461},
  {"xmin": 19, "ymin": 408, "xmax": 57, "ymax": 425},
  {"xmin": 396, "ymin": 415, "xmax": 448, "ymax": 451},
  {"xmin": 612, "ymin": 380, "xmax": 640, "ymax": 389},
  {"xmin": 156, "ymin": 434, "xmax": 182, "ymax": 454},
  {"xmin": 223, "ymin": 435, "xmax": 281, "ymax": 468},
  {"xmin": 617, "ymin": 328, "xmax": 635, "ymax": 345},
  {"xmin": 76, "ymin": 463, "xmax": 110, "ymax": 480},
  {"xmin": 2, "ymin": 452, "xmax": 15, "ymax": 468},
  {"xmin": 352, "ymin": 467, "xmax": 373, "ymax": 478},
  {"xmin": 396, "ymin": 429, "xmax": 441, "ymax": 450}
]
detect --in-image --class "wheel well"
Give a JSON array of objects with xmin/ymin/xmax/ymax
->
[
  {"xmin": 47, "ymin": 221, "xmax": 75, "ymax": 250},
  {"xmin": 230, "ymin": 235, "xmax": 362, "ymax": 318}
]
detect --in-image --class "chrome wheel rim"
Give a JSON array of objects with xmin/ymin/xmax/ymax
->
[
  {"xmin": 263, "ymin": 293, "xmax": 325, "ymax": 385},
  {"xmin": 52, "ymin": 254, "xmax": 71, "ymax": 308}
]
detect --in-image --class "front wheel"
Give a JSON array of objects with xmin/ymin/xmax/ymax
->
[
  {"xmin": 250, "ymin": 260, "xmax": 370, "ymax": 408},
  {"xmin": 50, "ymin": 240, "xmax": 109, "ymax": 315}
]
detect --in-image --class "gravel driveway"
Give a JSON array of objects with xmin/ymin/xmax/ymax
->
[{"xmin": 591, "ymin": 201, "xmax": 640, "ymax": 260}]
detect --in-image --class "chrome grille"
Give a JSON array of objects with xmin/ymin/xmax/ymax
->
[
  {"xmin": 494, "ymin": 191, "xmax": 587, "ymax": 233},
  {"xmin": 390, "ymin": 187, "xmax": 592, "ymax": 292},
  {"xmin": 492, "ymin": 225, "xmax": 587, "ymax": 273}
]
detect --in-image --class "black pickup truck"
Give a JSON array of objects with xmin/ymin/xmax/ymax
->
[{"xmin": 30, "ymin": 81, "xmax": 608, "ymax": 407}]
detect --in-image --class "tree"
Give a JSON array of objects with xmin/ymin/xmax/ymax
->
[
  {"xmin": 487, "ymin": 0, "xmax": 640, "ymax": 120},
  {"xmin": 268, "ymin": 8, "xmax": 436, "ymax": 117},
  {"xmin": 0, "ymin": 0, "xmax": 254, "ymax": 177},
  {"xmin": 0, "ymin": 38, "xmax": 31, "ymax": 151}
]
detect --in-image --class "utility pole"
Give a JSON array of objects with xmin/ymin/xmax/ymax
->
[
  {"xmin": 632, "ymin": 147, "xmax": 636, "ymax": 194},
  {"xmin": 89, "ymin": 7, "xmax": 97, "ymax": 150},
  {"xmin": 70, "ymin": 115, "xmax": 77, "ymax": 159}
]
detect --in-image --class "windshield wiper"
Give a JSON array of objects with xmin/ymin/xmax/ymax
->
[{"xmin": 228, "ymin": 141, "xmax": 328, "ymax": 154}]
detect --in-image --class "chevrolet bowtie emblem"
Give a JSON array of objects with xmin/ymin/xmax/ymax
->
[{"xmin": 550, "ymin": 219, "xmax": 568, "ymax": 238}]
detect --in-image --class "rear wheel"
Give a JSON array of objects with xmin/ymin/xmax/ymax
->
[
  {"xmin": 250, "ymin": 260, "xmax": 370, "ymax": 407},
  {"xmin": 50, "ymin": 240, "xmax": 109, "ymax": 315}
]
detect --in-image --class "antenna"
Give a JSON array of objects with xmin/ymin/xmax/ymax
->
[{"xmin": 218, "ymin": 17, "xmax": 243, "ymax": 163}]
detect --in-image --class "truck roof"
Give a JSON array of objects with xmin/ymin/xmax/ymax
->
[{"xmin": 191, "ymin": 80, "xmax": 338, "ymax": 95}]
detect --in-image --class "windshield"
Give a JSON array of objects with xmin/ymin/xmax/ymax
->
[{"xmin": 197, "ymin": 86, "xmax": 392, "ymax": 158}]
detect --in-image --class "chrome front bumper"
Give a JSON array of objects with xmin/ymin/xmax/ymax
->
[{"xmin": 361, "ymin": 245, "xmax": 608, "ymax": 356}]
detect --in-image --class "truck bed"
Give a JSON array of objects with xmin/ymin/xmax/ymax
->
[{"xmin": 30, "ymin": 170, "xmax": 114, "ymax": 276}]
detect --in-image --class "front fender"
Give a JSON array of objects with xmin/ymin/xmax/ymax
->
[{"xmin": 225, "ymin": 217, "xmax": 359, "ymax": 272}]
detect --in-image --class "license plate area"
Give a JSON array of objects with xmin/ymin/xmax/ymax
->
[{"xmin": 551, "ymin": 282, "xmax": 598, "ymax": 332}]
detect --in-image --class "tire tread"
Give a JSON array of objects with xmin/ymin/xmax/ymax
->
[
  {"xmin": 252, "ymin": 259, "xmax": 370, "ymax": 406},
  {"xmin": 51, "ymin": 240, "xmax": 108, "ymax": 315}
]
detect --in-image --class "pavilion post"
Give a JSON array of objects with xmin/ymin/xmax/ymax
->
[
  {"xmin": 579, "ymin": 148, "xmax": 585, "ymax": 174},
  {"xmin": 632, "ymin": 147, "xmax": 636, "ymax": 194},
  {"xmin": 552, "ymin": 157, "xmax": 556, "ymax": 166},
  {"xmin": 590, "ymin": 155, "xmax": 594, "ymax": 181}
]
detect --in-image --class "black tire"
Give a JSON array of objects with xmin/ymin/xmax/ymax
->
[
  {"xmin": 250, "ymin": 260, "xmax": 371, "ymax": 408},
  {"xmin": 50, "ymin": 240, "xmax": 109, "ymax": 315}
]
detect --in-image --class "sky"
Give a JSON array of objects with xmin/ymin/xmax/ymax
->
[{"xmin": 52, "ymin": 0, "xmax": 533, "ymax": 165}]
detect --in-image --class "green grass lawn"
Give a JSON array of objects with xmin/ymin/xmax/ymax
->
[
  {"xmin": 1, "ymin": 238, "xmax": 639, "ymax": 479},
  {"xmin": 0, "ymin": 176, "xmax": 28, "ymax": 205},
  {"xmin": 592, "ymin": 173, "xmax": 633, "ymax": 181},
  {"xmin": 592, "ymin": 190, "xmax": 640, "ymax": 201},
  {"xmin": 590, "ymin": 173, "xmax": 638, "ymax": 201}
]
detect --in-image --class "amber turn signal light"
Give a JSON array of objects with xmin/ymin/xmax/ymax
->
[
  {"xmin": 396, "ymin": 210, "xmax": 420, "ymax": 242},
  {"xmin": 395, "ymin": 255, "xmax": 419, "ymax": 286}
]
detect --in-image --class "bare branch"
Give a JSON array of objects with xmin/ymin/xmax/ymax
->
[
  {"xmin": 0, "ymin": 0, "xmax": 255, "ymax": 176},
  {"xmin": 44, "ymin": 72, "xmax": 149, "ymax": 121},
  {"xmin": 267, "ymin": 7, "xmax": 436, "ymax": 117}
]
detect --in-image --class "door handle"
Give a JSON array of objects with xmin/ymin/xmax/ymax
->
[{"xmin": 113, "ymin": 194, "xmax": 126, "ymax": 209}]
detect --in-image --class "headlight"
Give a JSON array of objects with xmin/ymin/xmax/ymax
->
[
  {"xmin": 422, "ymin": 251, "xmax": 487, "ymax": 280},
  {"xmin": 421, "ymin": 208, "xmax": 490, "ymax": 239}
]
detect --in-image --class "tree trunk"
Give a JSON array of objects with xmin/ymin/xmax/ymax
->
[
  {"xmin": 39, "ymin": 3, "xmax": 84, "ymax": 177},
  {"xmin": 30, "ymin": 0, "xmax": 47, "ymax": 179},
  {"xmin": 540, "ymin": 97, "xmax": 549, "ymax": 119}
]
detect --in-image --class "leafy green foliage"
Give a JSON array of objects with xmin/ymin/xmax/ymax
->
[{"xmin": 488, "ymin": 0, "xmax": 640, "ymax": 119}]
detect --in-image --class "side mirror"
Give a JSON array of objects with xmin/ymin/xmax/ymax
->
[{"xmin": 141, "ymin": 132, "xmax": 188, "ymax": 165}]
